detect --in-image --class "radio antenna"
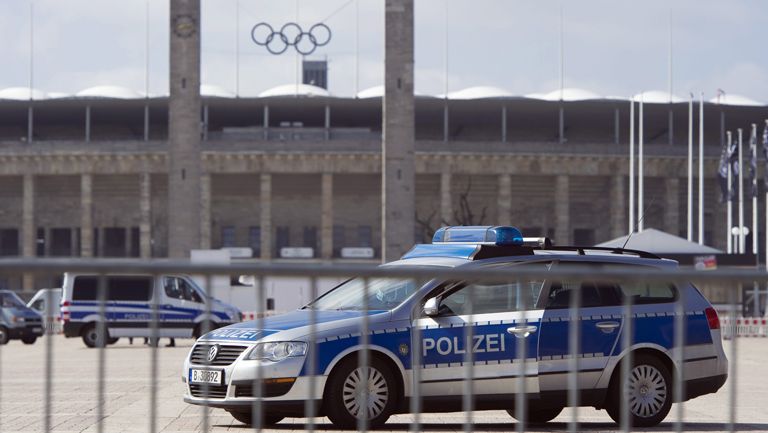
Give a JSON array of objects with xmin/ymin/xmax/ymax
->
[{"xmin": 622, "ymin": 195, "xmax": 658, "ymax": 249}]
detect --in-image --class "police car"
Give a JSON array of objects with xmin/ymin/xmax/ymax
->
[{"xmin": 182, "ymin": 226, "xmax": 727, "ymax": 428}]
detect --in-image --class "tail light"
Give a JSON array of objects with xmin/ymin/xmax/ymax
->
[
  {"xmin": 705, "ymin": 307, "xmax": 720, "ymax": 330},
  {"xmin": 60, "ymin": 300, "xmax": 70, "ymax": 323}
]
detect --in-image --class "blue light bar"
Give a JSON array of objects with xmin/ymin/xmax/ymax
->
[{"xmin": 431, "ymin": 226, "xmax": 524, "ymax": 246}]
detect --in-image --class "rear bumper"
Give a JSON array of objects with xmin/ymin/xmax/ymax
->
[{"xmin": 685, "ymin": 373, "xmax": 727, "ymax": 401}]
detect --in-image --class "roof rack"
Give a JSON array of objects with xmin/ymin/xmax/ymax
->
[{"xmin": 538, "ymin": 245, "xmax": 661, "ymax": 259}]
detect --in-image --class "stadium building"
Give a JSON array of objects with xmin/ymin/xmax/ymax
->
[{"xmin": 1, "ymin": 1, "xmax": 767, "ymax": 291}]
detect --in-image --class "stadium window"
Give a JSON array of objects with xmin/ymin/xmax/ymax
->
[
  {"xmin": 266, "ymin": 298, "xmax": 275, "ymax": 310},
  {"xmin": 573, "ymin": 229, "xmax": 595, "ymax": 246},
  {"xmin": 129, "ymin": 227, "xmax": 140, "ymax": 257},
  {"xmin": 103, "ymin": 227, "xmax": 127, "ymax": 257},
  {"xmin": 303, "ymin": 226, "xmax": 318, "ymax": 253},
  {"xmin": 248, "ymin": 226, "xmax": 261, "ymax": 257},
  {"xmin": 0, "ymin": 229, "xmax": 19, "ymax": 256},
  {"xmin": 333, "ymin": 225, "xmax": 345, "ymax": 257},
  {"xmin": 36, "ymin": 227, "xmax": 46, "ymax": 257},
  {"xmin": 275, "ymin": 226, "xmax": 290, "ymax": 256},
  {"xmin": 221, "ymin": 226, "xmax": 236, "ymax": 248},
  {"xmin": 50, "ymin": 228, "xmax": 72, "ymax": 257},
  {"xmin": 358, "ymin": 225, "xmax": 372, "ymax": 247}
]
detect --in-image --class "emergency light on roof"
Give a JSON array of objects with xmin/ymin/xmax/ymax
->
[{"xmin": 432, "ymin": 226, "xmax": 524, "ymax": 246}]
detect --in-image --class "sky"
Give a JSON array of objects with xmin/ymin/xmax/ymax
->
[{"xmin": 0, "ymin": 0, "xmax": 767, "ymax": 101}]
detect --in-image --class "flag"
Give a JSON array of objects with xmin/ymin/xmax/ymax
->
[
  {"xmin": 718, "ymin": 135, "xmax": 738, "ymax": 203},
  {"xmin": 763, "ymin": 125, "xmax": 768, "ymax": 189},
  {"xmin": 749, "ymin": 127, "xmax": 757, "ymax": 198}
]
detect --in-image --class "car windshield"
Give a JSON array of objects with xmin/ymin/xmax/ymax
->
[
  {"xmin": 0, "ymin": 292, "xmax": 26, "ymax": 308},
  {"xmin": 305, "ymin": 277, "xmax": 427, "ymax": 311}
]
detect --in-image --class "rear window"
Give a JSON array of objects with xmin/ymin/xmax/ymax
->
[{"xmin": 72, "ymin": 276, "xmax": 153, "ymax": 302}]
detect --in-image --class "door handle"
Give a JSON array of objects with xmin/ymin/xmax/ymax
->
[
  {"xmin": 506, "ymin": 325, "xmax": 537, "ymax": 338},
  {"xmin": 595, "ymin": 321, "xmax": 620, "ymax": 333}
]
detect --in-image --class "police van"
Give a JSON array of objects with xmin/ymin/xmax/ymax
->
[
  {"xmin": 61, "ymin": 273, "xmax": 241, "ymax": 347},
  {"xmin": 182, "ymin": 226, "xmax": 728, "ymax": 428}
]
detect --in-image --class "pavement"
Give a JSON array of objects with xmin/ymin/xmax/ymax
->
[{"xmin": 0, "ymin": 336, "xmax": 767, "ymax": 432}]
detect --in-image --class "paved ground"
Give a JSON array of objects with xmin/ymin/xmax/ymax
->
[{"xmin": 0, "ymin": 336, "xmax": 766, "ymax": 432}]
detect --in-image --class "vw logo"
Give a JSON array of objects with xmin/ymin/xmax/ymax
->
[{"xmin": 207, "ymin": 344, "xmax": 219, "ymax": 362}]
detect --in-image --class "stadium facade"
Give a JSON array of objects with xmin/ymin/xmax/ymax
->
[{"xmin": 1, "ymin": 0, "xmax": 767, "ymax": 290}]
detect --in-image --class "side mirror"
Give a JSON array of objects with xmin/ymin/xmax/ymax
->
[
  {"xmin": 238, "ymin": 275, "xmax": 256, "ymax": 287},
  {"xmin": 423, "ymin": 297, "xmax": 440, "ymax": 317}
]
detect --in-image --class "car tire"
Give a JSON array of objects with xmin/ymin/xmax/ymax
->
[
  {"xmin": 107, "ymin": 337, "xmax": 119, "ymax": 345},
  {"xmin": 21, "ymin": 335, "xmax": 37, "ymax": 345},
  {"xmin": 507, "ymin": 405, "xmax": 563, "ymax": 424},
  {"xmin": 227, "ymin": 410, "xmax": 283, "ymax": 426},
  {"xmin": 325, "ymin": 356, "xmax": 399, "ymax": 430},
  {"xmin": 81, "ymin": 323, "xmax": 106, "ymax": 348},
  {"xmin": 606, "ymin": 353, "xmax": 673, "ymax": 428},
  {"xmin": 0, "ymin": 326, "xmax": 9, "ymax": 345}
]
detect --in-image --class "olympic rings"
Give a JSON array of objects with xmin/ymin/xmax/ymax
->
[{"xmin": 251, "ymin": 22, "xmax": 332, "ymax": 56}]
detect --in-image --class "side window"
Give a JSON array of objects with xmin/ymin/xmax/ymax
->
[
  {"xmin": 164, "ymin": 277, "xmax": 182, "ymax": 300},
  {"xmin": 31, "ymin": 299, "xmax": 44, "ymax": 311},
  {"xmin": 107, "ymin": 276, "xmax": 152, "ymax": 301},
  {"xmin": 180, "ymin": 278, "xmax": 203, "ymax": 303},
  {"xmin": 72, "ymin": 276, "xmax": 98, "ymax": 301},
  {"xmin": 617, "ymin": 281, "xmax": 676, "ymax": 304},
  {"xmin": 543, "ymin": 281, "xmax": 621, "ymax": 309},
  {"xmin": 438, "ymin": 280, "xmax": 544, "ymax": 316}
]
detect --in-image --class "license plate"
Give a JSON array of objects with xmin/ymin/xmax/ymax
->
[
  {"xmin": 189, "ymin": 369, "xmax": 223, "ymax": 385},
  {"xmin": 32, "ymin": 327, "xmax": 42, "ymax": 333}
]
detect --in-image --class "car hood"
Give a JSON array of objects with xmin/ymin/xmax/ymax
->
[
  {"xmin": 198, "ymin": 309, "xmax": 383, "ymax": 343},
  {"xmin": 3, "ymin": 307, "xmax": 41, "ymax": 319}
]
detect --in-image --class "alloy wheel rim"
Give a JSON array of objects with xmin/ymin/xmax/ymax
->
[
  {"xmin": 627, "ymin": 364, "xmax": 667, "ymax": 418},
  {"xmin": 342, "ymin": 366, "xmax": 389, "ymax": 420}
]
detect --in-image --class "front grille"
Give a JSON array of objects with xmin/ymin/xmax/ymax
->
[
  {"xmin": 189, "ymin": 384, "xmax": 228, "ymax": 399},
  {"xmin": 190, "ymin": 344, "xmax": 248, "ymax": 366},
  {"xmin": 234, "ymin": 379, "xmax": 295, "ymax": 398}
]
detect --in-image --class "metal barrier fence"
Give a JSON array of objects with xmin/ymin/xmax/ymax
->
[{"xmin": 0, "ymin": 259, "xmax": 762, "ymax": 432}]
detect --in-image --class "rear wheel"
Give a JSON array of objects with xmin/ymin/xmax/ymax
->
[
  {"xmin": 507, "ymin": 405, "xmax": 563, "ymax": 424},
  {"xmin": 606, "ymin": 353, "xmax": 673, "ymax": 427},
  {"xmin": 107, "ymin": 337, "xmax": 119, "ymax": 345},
  {"xmin": 325, "ymin": 356, "xmax": 399, "ymax": 430},
  {"xmin": 0, "ymin": 326, "xmax": 8, "ymax": 345},
  {"xmin": 21, "ymin": 335, "xmax": 37, "ymax": 345},
  {"xmin": 81, "ymin": 323, "xmax": 107, "ymax": 348},
  {"xmin": 227, "ymin": 410, "xmax": 283, "ymax": 426}
]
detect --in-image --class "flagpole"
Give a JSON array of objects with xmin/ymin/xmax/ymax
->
[
  {"xmin": 235, "ymin": 0, "xmax": 240, "ymax": 97},
  {"xmin": 354, "ymin": 0, "xmax": 359, "ymax": 96},
  {"xmin": 629, "ymin": 97, "xmax": 635, "ymax": 234},
  {"xmin": 727, "ymin": 130, "xmax": 733, "ymax": 254},
  {"xmin": 698, "ymin": 92, "xmax": 704, "ymax": 244},
  {"xmin": 739, "ymin": 128, "xmax": 745, "ymax": 253},
  {"xmin": 687, "ymin": 94, "xmax": 693, "ymax": 241},
  {"xmin": 752, "ymin": 123, "xmax": 758, "ymax": 255},
  {"xmin": 639, "ymin": 95, "xmax": 645, "ymax": 232}
]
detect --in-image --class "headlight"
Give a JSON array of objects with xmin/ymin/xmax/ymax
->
[
  {"xmin": 12, "ymin": 316, "xmax": 25, "ymax": 323},
  {"xmin": 247, "ymin": 342, "xmax": 307, "ymax": 362}
]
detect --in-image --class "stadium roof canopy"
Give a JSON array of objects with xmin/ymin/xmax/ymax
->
[
  {"xmin": 708, "ymin": 93, "xmax": 765, "ymax": 106},
  {"xmin": 526, "ymin": 87, "xmax": 603, "ymax": 101},
  {"xmin": 76, "ymin": 85, "xmax": 143, "ymax": 99},
  {"xmin": 0, "ymin": 86, "xmax": 48, "ymax": 100},
  {"xmin": 631, "ymin": 90, "xmax": 685, "ymax": 104},
  {"xmin": 443, "ymin": 86, "xmax": 515, "ymax": 100},
  {"xmin": 259, "ymin": 83, "xmax": 331, "ymax": 98},
  {"xmin": 596, "ymin": 228, "xmax": 723, "ymax": 254},
  {"xmin": 201, "ymin": 84, "xmax": 235, "ymax": 98}
]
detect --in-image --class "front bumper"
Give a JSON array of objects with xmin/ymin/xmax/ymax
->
[{"xmin": 8, "ymin": 324, "xmax": 44, "ymax": 338}]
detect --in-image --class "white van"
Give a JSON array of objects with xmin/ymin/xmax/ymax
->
[
  {"xmin": 27, "ymin": 288, "xmax": 63, "ymax": 334},
  {"xmin": 61, "ymin": 273, "xmax": 241, "ymax": 347}
]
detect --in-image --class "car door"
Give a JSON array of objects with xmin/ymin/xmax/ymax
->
[
  {"xmin": 160, "ymin": 276, "xmax": 196, "ymax": 337},
  {"xmin": 413, "ymin": 274, "xmax": 546, "ymax": 398},
  {"xmin": 538, "ymin": 266, "xmax": 624, "ymax": 392}
]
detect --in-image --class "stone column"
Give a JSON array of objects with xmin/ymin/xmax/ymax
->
[
  {"xmin": 22, "ymin": 174, "xmax": 35, "ymax": 291},
  {"xmin": 199, "ymin": 173, "xmax": 211, "ymax": 250},
  {"xmin": 260, "ymin": 174, "xmax": 272, "ymax": 260},
  {"xmin": 139, "ymin": 173, "xmax": 152, "ymax": 258},
  {"xmin": 554, "ymin": 175, "xmax": 570, "ymax": 245},
  {"xmin": 440, "ymin": 172, "xmax": 451, "ymax": 226},
  {"xmin": 610, "ymin": 175, "xmax": 626, "ymax": 238},
  {"xmin": 497, "ymin": 174, "xmax": 512, "ymax": 226},
  {"xmin": 382, "ymin": 0, "xmax": 416, "ymax": 262},
  {"xmin": 321, "ymin": 173, "xmax": 333, "ymax": 260},
  {"xmin": 167, "ymin": 0, "xmax": 202, "ymax": 258},
  {"xmin": 664, "ymin": 177, "xmax": 680, "ymax": 236},
  {"xmin": 80, "ymin": 174, "xmax": 93, "ymax": 257}
]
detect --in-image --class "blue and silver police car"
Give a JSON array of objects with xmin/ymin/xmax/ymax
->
[{"xmin": 182, "ymin": 226, "xmax": 727, "ymax": 428}]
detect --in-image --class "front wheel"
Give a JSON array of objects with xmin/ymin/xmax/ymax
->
[
  {"xmin": 227, "ymin": 410, "xmax": 283, "ymax": 426},
  {"xmin": 606, "ymin": 353, "xmax": 673, "ymax": 428},
  {"xmin": 325, "ymin": 357, "xmax": 399, "ymax": 430},
  {"xmin": 21, "ymin": 335, "xmax": 37, "ymax": 345},
  {"xmin": 507, "ymin": 405, "xmax": 563, "ymax": 424},
  {"xmin": 0, "ymin": 326, "xmax": 8, "ymax": 345}
]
